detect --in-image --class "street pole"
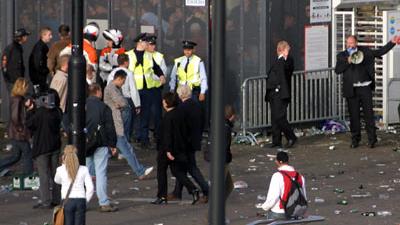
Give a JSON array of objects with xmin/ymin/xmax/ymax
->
[
  {"xmin": 209, "ymin": 0, "xmax": 226, "ymax": 224},
  {"xmin": 68, "ymin": 0, "xmax": 87, "ymax": 165}
]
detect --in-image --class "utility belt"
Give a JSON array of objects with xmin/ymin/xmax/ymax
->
[{"xmin": 192, "ymin": 86, "xmax": 201, "ymax": 93}]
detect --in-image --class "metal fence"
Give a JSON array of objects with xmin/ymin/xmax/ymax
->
[{"xmin": 241, "ymin": 68, "xmax": 346, "ymax": 135}]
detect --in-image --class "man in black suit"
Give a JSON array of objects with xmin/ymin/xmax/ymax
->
[
  {"xmin": 168, "ymin": 85, "xmax": 209, "ymax": 203},
  {"xmin": 335, "ymin": 35, "xmax": 398, "ymax": 148},
  {"xmin": 265, "ymin": 41, "xmax": 297, "ymax": 149},
  {"xmin": 265, "ymin": 41, "xmax": 297, "ymax": 148}
]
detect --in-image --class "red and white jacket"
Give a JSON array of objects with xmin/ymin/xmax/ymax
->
[
  {"xmin": 261, "ymin": 165, "xmax": 307, "ymax": 214},
  {"xmin": 99, "ymin": 47, "xmax": 125, "ymax": 82}
]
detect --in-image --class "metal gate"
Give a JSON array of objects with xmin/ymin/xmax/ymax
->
[{"xmin": 241, "ymin": 68, "xmax": 346, "ymax": 134}]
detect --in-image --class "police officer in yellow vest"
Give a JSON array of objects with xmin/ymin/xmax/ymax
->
[
  {"xmin": 169, "ymin": 40, "xmax": 208, "ymax": 101},
  {"xmin": 125, "ymin": 33, "xmax": 166, "ymax": 148},
  {"xmin": 146, "ymin": 35, "xmax": 166, "ymax": 140}
]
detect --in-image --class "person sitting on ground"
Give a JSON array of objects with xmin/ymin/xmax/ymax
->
[
  {"xmin": 54, "ymin": 145, "xmax": 94, "ymax": 225},
  {"xmin": 261, "ymin": 151, "xmax": 306, "ymax": 220}
]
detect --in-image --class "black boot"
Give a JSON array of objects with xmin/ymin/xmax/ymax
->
[{"xmin": 151, "ymin": 197, "xmax": 167, "ymax": 205}]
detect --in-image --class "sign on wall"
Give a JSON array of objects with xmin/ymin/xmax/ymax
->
[
  {"xmin": 305, "ymin": 25, "xmax": 329, "ymax": 71},
  {"xmin": 310, "ymin": 0, "xmax": 332, "ymax": 23},
  {"xmin": 186, "ymin": 0, "xmax": 206, "ymax": 7}
]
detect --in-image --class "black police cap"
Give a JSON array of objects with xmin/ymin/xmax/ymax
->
[
  {"xmin": 147, "ymin": 35, "xmax": 157, "ymax": 44},
  {"xmin": 134, "ymin": 33, "xmax": 148, "ymax": 43},
  {"xmin": 182, "ymin": 40, "xmax": 197, "ymax": 49}
]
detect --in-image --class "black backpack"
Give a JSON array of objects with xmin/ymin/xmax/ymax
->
[
  {"xmin": 85, "ymin": 124, "xmax": 102, "ymax": 157},
  {"xmin": 279, "ymin": 171, "xmax": 308, "ymax": 219}
]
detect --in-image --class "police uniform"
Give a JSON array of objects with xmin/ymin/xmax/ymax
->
[
  {"xmin": 169, "ymin": 41, "xmax": 208, "ymax": 99},
  {"xmin": 125, "ymin": 33, "xmax": 164, "ymax": 146},
  {"xmin": 147, "ymin": 36, "xmax": 166, "ymax": 140}
]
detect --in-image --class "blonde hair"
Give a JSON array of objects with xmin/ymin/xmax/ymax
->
[
  {"xmin": 176, "ymin": 85, "xmax": 192, "ymax": 100},
  {"xmin": 63, "ymin": 145, "xmax": 80, "ymax": 181},
  {"xmin": 56, "ymin": 55, "xmax": 70, "ymax": 71},
  {"xmin": 11, "ymin": 78, "xmax": 29, "ymax": 97},
  {"xmin": 276, "ymin": 41, "xmax": 290, "ymax": 54}
]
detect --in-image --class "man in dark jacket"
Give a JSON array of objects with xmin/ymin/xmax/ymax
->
[
  {"xmin": 152, "ymin": 92, "xmax": 199, "ymax": 205},
  {"xmin": 169, "ymin": 85, "xmax": 209, "ymax": 203},
  {"xmin": 29, "ymin": 27, "xmax": 53, "ymax": 92},
  {"xmin": 265, "ymin": 41, "xmax": 297, "ymax": 149},
  {"xmin": 25, "ymin": 89, "xmax": 62, "ymax": 209},
  {"xmin": 335, "ymin": 35, "xmax": 398, "ymax": 148},
  {"xmin": 85, "ymin": 84, "xmax": 118, "ymax": 212},
  {"xmin": 1, "ymin": 28, "xmax": 30, "ymax": 91}
]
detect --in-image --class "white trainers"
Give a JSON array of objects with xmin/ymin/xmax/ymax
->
[{"xmin": 139, "ymin": 166, "xmax": 154, "ymax": 180}]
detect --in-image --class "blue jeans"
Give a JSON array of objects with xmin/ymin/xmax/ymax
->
[
  {"xmin": 0, "ymin": 140, "xmax": 33, "ymax": 175},
  {"xmin": 122, "ymin": 98, "xmax": 134, "ymax": 139},
  {"xmin": 116, "ymin": 136, "xmax": 146, "ymax": 177},
  {"xmin": 85, "ymin": 147, "xmax": 110, "ymax": 206},
  {"xmin": 64, "ymin": 198, "xmax": 86, "ymax": 225}
]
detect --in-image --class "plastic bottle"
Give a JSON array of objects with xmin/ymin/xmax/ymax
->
[
  {"xmin": 377, "ymin": 211, "xmax": 392, "ymax": 217},
  {"xmin": 337, "ymin": 200, "xmax": 348, "ymax": 205}
]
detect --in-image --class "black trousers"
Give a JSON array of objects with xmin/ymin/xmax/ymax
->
[
  {"xmin": 346, "ymin": 86, "xmax": 377, "ymax": 143},
  {"xmin": 268, "ymin": 91, "xmax": 296, "ymax": 145},
  {"xmin": 156, "ymin": 150, "xmax": 169, "ymax": 198},
  {"xmin": 36, "ymin": 151, "xmax": 61, "ymax": 205},
  {"xmin": 172, "ymin": 151, "xmax": 208, "ymax": 197},
  {"xmin": 169, "ymin": 161, "xmax": 197, "ymax": 195}
]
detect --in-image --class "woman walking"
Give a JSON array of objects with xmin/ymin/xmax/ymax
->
[
  {"xmin": 54, "ymin": 145, "xmax": 94, "ymax": 225},
  {"xmin": 0, "ymin": 78, "xmax": 33, "ymax": 175}
]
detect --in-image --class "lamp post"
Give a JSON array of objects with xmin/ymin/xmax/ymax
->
[
  {"xmin": 68, "ymin": 0, "xmax": 87, "ymax": 165},
  {"xmin": 209, "ymin": 0, "xmax": 226, "ymax": 224}
]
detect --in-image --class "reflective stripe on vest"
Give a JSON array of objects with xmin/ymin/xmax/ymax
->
[
  {"xmin": 174, "ymin": 55, "xmax": 201, "ymax": 89},
  {"xmin": 126, "ymin": 50, "xmax": 155, "ymax": 90},
  {"xmin": 152, "ymin": 51, "xmax": 164, "ymax": 88}
]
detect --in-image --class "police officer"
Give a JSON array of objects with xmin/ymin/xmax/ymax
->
[
  {"xmin": 146, "ymin": 35, "xmax": 166, "ymax": 140},
  {"xmin": 125, "ymin": 33, "xmax": 166, "ymax": 148},
  {"xmin": 170, "ymin": 40, "xmax": 208, "ymax": 134},
  {"xmin": 169, "ymin": 40, "xmax": 208, "ymax": 101}
]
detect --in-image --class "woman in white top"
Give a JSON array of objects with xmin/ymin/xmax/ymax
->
[{"xmin": 54, "ymin": 145, "xmax": 94, "ymax": 225}]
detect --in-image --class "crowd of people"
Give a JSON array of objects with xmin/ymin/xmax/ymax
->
[
  {"xmin": 2, "ymin": 6, "xmax": 400, "ymax": 223},
  {"xmin": 0, "ymin": 21, "xmax": 215, "ymax": 223}
]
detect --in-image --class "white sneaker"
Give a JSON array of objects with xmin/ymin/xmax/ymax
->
[
  {"xmin": 144, "ymin": 166, "xmax": 154, "ymax": 176},
  {"xmin": 139, "ymin": 166, "xmax": 154, "ymax": 180}
]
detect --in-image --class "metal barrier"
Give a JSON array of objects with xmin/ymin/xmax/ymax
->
[{"xmin": 241, "ymin": 68, "xmax": 346, "ymax": 136}]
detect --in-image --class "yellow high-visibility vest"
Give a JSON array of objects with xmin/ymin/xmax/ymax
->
[
  {"xmin": 126, "ymin": 50, "xmax": 155, "ymax": 90},
  {"xmin": 152, "ymin": 51, "xmax": 164, "ymax": 88},
  {"xmin": 174, "ymin": 55, "xmax": 201, "ymax": 89}
]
